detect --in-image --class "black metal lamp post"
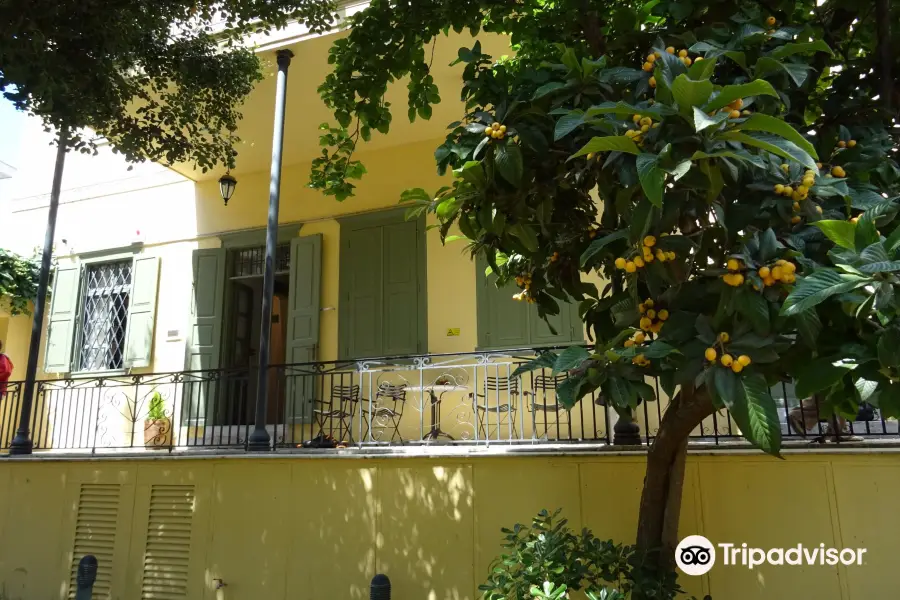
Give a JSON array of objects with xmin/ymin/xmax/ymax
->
[
  {"xmin": 248, "ymin": 48, "xmax": 294, "ymax": 451},
  {"xmin": 218, "ymin": 171, "xmax": 237, "ymax": 206},
  {"xmin": 9, "ymin": 125, "xmax": 70, "ymax": 455}
]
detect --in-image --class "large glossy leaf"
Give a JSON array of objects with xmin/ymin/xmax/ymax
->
[
  {"xmin": 720, "ymin": 131, "xmax": 817, "ymax": 171},
  {"xmin": 553, "ymin": 345, "xmax": 591, "ymax": 374},
  {"xmin": 859, "ymin": 261, "xmax": 900, "ymax": 274},
  {"xmin": 703, "ymin": 80, "xmax": 779, "ymax": 112},
  {"xmin": 813, "ymin": 220, "xmax": 856, "ymax": 250},
  {"xmin": 794, "ymin": 308, "xmax": 821, "ymax": 347},
  {"xmin": 769, "ymin": 40, "xmax": 833, "ymax": 60},
  {"xmin": 637, "ymin": 153, "xmax": 665, "ymax": 207},
  {"xmin": 508, "ymin": 223, "xmax": 539, "ymax": 252},
  {"xmin": 494, "ymin": 143, "xmax": 523, "ymax": 186},
  {"xmin": 692, "ymin": 107, "xmax": 728, "ymax": 132},
  {"xmin": 554, "ymin": 110, "xmax": 585, "ymax": 140},
  {"xmin": 733, "ymin": 114, "xmax": 818, "ymax": 160},
  {"xmin": 739, "ymin": 374, "xmax": 782, "ymax": 456},
  {"xmin": 585, "ymin": 101, "xmax": 674, "ymax": 119},
  {"xmin": 877, "ymin": 329, "xmax": 900, "ymax": 369},
  {"xmin": 571, "ymin": 135, "xmax": 641, "ymax": 158},
  {"xmin": 737, "ymin": 289, "xmax": 770, "ymax": 334},
  {"xmin": 580, "ymin": 230, "xmax": 628, "ymax": 267},
  {"xmin": 795, "ymin": 358, "xmax": 856, "ymax": 398},
  {"xmin": 780, "ymin": 270, "xmax": 871, "ymax": 316},
  {"xmin": 671, "ymin": 74, "xmax": 714, "ymax": 116},
  {"xmin": 510, "ymin": 352, "xmax": 557, "ymax": 378}
]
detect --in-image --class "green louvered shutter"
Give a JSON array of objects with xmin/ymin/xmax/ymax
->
[
  {"xmin": 123, "ymin": 255, "xmax": 160, "ymax": 368},
  {"xmin": 184, "ymin": 248, "xmax": 225, "ymax": 425},
  {"xmin": 44, "ymin": 261, "xmax": 82, "ymax": 374},
  {"xmin": 529, "ymin": 301, "xmax": 576, "ymax": 345},
  {"xmin": 476, "ymin": 257, "xmax": 528, "ymax": 349},
  {"xmin": 285, "ymin": 234, "xmax": 322, "ymax": 423},
  {"xmin": 382, "ymin": 220, "xmax": 421, "ymax": 356},
  {"xmin": 342, "ymin": 227, "xmax": 384, "ymax": 359}
]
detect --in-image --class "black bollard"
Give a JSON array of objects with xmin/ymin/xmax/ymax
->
[
  {"xmin": 75, "ymin": 555, "xmax": 98, "ymax": 600},
  {"xmin": 370, "ymin": 573, "xmax": 391, "ymax": 600}
]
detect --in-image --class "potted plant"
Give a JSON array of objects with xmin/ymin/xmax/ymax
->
[{"xmin": 144, "ymin": 391, "xmax": 172, "ymax": 449}]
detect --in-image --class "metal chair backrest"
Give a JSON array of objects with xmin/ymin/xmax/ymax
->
[
  {"xmin": 330, "ymin": 384, "xmax": 360, "ymax": 404},
  {"xmin": 376, "ymin": 382, "xmax": 407, "ymax": 402},
  {"xmin": 533, "ymin": 374, "xmax": 567, "ymax": 391},
  {"xmin": 482, "ymin": 376, "xmax": 519, "ymax": 395}
]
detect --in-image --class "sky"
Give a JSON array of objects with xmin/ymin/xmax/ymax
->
[{"xmin": 0, "ymin": 96, "xmax": 25, "ymax": 171}]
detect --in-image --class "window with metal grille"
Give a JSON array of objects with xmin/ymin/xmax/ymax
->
[
  {"xmin": 77, "ymin": 260, "xmax": 133, "ymax": 371},
  {"xmin": 232, "ymin": 244, "xmax": 290, "ymax": 278}
]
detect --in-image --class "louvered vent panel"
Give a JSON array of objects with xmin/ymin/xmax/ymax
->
[
  {"xmin": 141, "ymin": 485, "xmax": 195, "ymax": 600},
  {"xmin": 69, "ymin": 483, "xmax": 121, "ymax": 600}
]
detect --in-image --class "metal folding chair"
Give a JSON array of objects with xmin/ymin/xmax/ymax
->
[
  {"xmin": 313, "ymin": 384, "xmax": 360, "ymax": 443},
  {"xmin": 362, "ymin": 382, "xmax": 407, "ymax": 443},
  {"xmin": 526, "ymin": 374, "xmax": 570, "ymax": 440},
  {"xmin": 471, "ymin": 376, "xmax": 520, "ymax": 440}
]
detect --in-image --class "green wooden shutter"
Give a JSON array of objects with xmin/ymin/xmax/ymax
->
[
  {"xmin": 382, "ymin": 220, "xmax": 421, "ymax": 356},
  {"xmin": 529, "ymin": 301, "xmax": 574, "ymax": 346},
  {"xmin": 44, "ymin": 261, "xmax": 82, "ymax": 374},
  {"xmin": 342, "ymin": 227, "xmax": 383, "ymax": 359},
  {"xmin": 123, "ymin": 255, "xmax": 160, "ymax": 369},
  {"xmin": 285, "ymin": 235, "xmax": 322, "ymax": 423},
  {"xmin": 475, "ymin": 257, "xmax": 528, "ymax": 349},
  {"xmin": 184, "ymin": 248, "xmax": 225, "ymax": 425}
]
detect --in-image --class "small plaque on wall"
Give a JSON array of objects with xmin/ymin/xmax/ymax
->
[{"xmin": 446, "ymin": 328, "xmax": 461, "ymax": 337}]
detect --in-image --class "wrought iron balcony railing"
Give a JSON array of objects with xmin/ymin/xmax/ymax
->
[{"xmin": 0, "ymin": 348, "xmax": 896, "ymax": 454}]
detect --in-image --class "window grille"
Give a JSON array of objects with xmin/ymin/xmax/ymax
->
[
  {"xmin": 232, "ymin": 244, "xmax": 290, "ymax": 277},
  {"xmin": 77, "ymin": 260, "xmax": 133, "ymax": 371}
]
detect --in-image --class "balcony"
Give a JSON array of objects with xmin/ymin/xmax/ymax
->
[{"xmin": 1, "ymin": 348, "xmax": 897, "ymax": 455}]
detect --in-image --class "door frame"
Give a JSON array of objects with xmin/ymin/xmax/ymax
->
[{"xmin": 337, "ymin": 208, "xmax": 428, "ymax": 360}]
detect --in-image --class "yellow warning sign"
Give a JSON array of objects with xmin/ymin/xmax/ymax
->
[{"xmin": 446, "ymin": 328, "xmax": 461, "ymax": 337}]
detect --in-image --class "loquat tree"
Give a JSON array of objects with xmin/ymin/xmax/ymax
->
[{"xmin": 311, "ymin": 0, "xmax": 900, "ymax": 590}]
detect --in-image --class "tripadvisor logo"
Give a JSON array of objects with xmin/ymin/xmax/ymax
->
[{"xmin": 676, "ymin": 535, "xmax": 868, "ymax": 576}]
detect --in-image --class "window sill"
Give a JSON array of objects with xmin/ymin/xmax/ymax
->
[{"xmin": 68, "ymin": 369, "xmax": 129, "ymax": 379}]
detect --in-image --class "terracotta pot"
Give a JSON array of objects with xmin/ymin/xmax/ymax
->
[{"xmin": 144, "ymin": 418, "xmax": 172, "ymax": 449}]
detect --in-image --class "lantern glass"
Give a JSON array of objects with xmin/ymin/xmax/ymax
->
[{"xmin": 219, "ymin": 173, "xmax": 237, "ymax": 205}]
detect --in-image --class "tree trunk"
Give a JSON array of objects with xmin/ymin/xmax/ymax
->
[{"xmin": 635, "ymin": 385, "xmax": 714, "ymax": 580}]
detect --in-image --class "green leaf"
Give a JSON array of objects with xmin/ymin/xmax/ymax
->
[
  {"xmin": 692, "ymin": 107, "xmax": 728, "ymax": 132},
  {"xmin": 795, "ymin": 358, "xmax": 856, "ymax": 398},
  {"xmin": 580, "ymin": 230, "xmax": 628, "ymax": 267},
  {"xmin": 671, "ymin": 74, "xmax": 714, "ymax": 117},
  {"xmin": 794, "ymin": 308, "xmax": 821, "ymax": 347},
  {"xmin": 781, "ymin": 270, "xmax": 871, "ymax": 316},
  {"xmin": 629, "ymin": 198, "xmax": 654, "ymax": 244},
  {"xmin": 858, "ymin": 261, "xmax": 900, "ymax": 274},
  {"xmin": 636, "ymin": 153, "xmax": 665, "ymax": 207},
  {"xmin": 554, "ymin": 110, "xmax": 585, "ymax": 140},
  {"xmin": 688, "ymin": 56, "xmax": 718, "ymax": 79},
  {"xmin": 606, "ymin": 377, "xmax": 633, "ymax": 409},
  {"xmin": 756, "ymin": 57, "xmax": 810, "ymax": 86},
  {"xmin": 769, "ymin": 40, "xmax": 833, "ymax": 60},
  {"xmin": 739, "ymin": 374, "xmax": 782, "ymax": 456},
  {"xmin": 738, "ymin": 290, "xmax": 770, "ymax": 334},
  {"xmin": 713, "ymin": 367, "xmax": 741, "ymax": 408},
  {"xmin": 509, "ymin": 223, "xmax": 539, "ymax": 252},
  {"xmin": 555, "ymin": 376, "xmax": 581, "ymax": 409},
  {"xmin": 703, "ymin": 80, "xmax": 779, "ymax": 112},
  {"xmin": 494, "ymin": 143, "xmax": 524, "ymax": 186},
  {"xmin": 733, "ymin": 114, "xmax": 818, "ymax": 159},
  {"xmin": 511, "ymin": 352, "xmax": 557, "ymax": 378},
  {"xmin": 724, "ymin": 51, "xmax": 748, "ymax": 69},
  {"xmin": 877, "ymin": 329, "xmax": 900, "ymax": 369},
  {"xmin": 855, "ymin": 216, "xmax": 880, "ymax": 251},
  {"xmin": 813, "ymin": 220, "xmax": 856, "ymax": 250},
  {"xmin": 720, "ymin": 131, "xmax": 817, "ymax": 171},
  {"xmin": 533, "ymin": 81, "xmax": 567, "ymax": 100},
  {"xmin": 585, "ymin": 101, "xmax": 673, "ymax": 120},
  {"xmin": 571, "ymin": 135, "xmax": 641, "ymax": 158},
  {"xmin": 553, "ymin": 346, "xmax": 591, "ymax": 374}
]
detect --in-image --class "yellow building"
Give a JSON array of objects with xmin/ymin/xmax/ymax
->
[{"xmin": 0, "ymin": 11, "xmax": 898, "ymax": 600}]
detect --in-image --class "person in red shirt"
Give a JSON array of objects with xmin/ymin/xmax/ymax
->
[{"xmin": 0, "ymin": 341, "xmax": 13, "ymax": 397}]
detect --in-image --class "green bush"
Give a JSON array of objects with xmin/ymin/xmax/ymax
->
[{"xmin": 481, "ymin": 509, "xmax": 705, "ymax": 600}]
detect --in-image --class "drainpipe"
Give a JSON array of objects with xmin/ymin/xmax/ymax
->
[
  {"xmin": 248, "ymin": 49, "xmax": 293, "ymax": 451},
  {"xmin": 9, "ymin": 125, "xmax": 69, "ymax": 455}
]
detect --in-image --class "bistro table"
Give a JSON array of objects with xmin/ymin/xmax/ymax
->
[{"xmin": 405, "ymin": 384, "xmax": 467, "ymax": 441}]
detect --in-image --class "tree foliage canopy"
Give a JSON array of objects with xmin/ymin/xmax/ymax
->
[
  {"xmin": 0, "ymin": 248, "xmax": 40, "ymax": 316},
  {"xmin": 0, "ymin": 0, "xmax": 337, "ymax": 169},
  {"xmin": 313, "ymin": 0, "xmax": 899, "ymax": 460}
]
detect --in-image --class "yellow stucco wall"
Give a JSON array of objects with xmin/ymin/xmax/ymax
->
[{"xmin": 0, "ymin": 452, "xmax": 893, "ymax": 600}]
